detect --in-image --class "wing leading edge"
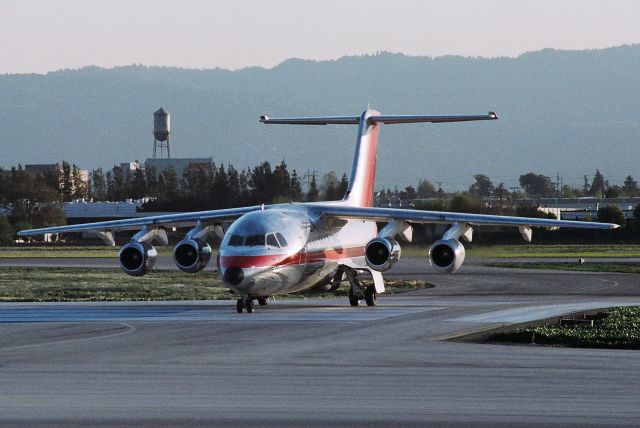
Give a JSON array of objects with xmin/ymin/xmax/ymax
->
[
  {"xmin": 17, "ymin": 206, "xmax": 262, "ymax": 237},
  {"xmin": 315, "ymin": 205, "xmax": 619, "ymax": 230}
]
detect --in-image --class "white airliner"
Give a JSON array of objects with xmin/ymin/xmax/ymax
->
[{"xmin": 19, "ymin": 109, "xmax": 618, "ymax": 313}]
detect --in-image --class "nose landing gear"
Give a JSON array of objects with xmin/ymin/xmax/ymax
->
[
  {"xmin": 236, "ymin": 295, "xmax": 266, "ymax": 313},
  {"xmin": 346, "ymin": 270, "xmax": 377, "ymax": 307},
  {"xmin": 236, "ymin": 296, "xmax": 254, "ymax": 313}
]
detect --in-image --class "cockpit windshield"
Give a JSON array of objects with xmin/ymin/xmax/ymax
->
[
  {"xmin": 246, "ymin": 234, "xmax": 265, "ymax": 247},
  {"xmin": 226, "ymin": 232, "xmax": 288, "ymax": 248}
]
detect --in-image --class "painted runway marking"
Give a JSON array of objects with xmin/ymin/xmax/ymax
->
[
  {"xmin": 448, "ymin": 301, "xmax": 640, "ymax": 324},
  {"xmin": 0, "ymin": 304, "xmax": 441, "ymax": 323},
  {"xmin": 0, "ymin": 322, "xmax": 136, "ymax": 352}
]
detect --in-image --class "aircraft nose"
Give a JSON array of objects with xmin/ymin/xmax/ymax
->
[{"xmin": 223, "ymin": 267, "xmax": 245, "ymax": 286}]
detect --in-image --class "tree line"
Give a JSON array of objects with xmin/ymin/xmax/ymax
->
[{"xmin": 2, "ymin": 161, "xmax": 640, "ymax": 243}]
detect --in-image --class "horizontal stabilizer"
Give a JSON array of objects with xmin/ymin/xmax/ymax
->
[
  {"xmin": 259, "ymin": 115, "xmax": 359, "ymax": 125},
  {"xmin": 369, "ymin": 112, "xmax": 498, "ymax": 124},
  {"xmin": 259, "ymin": 112, "xmax": 497, "ymax": 125}
]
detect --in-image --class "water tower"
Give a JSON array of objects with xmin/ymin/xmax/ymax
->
[{"xmin": 153, "ymin": 108, "xmax": 171, "ymax": 158}]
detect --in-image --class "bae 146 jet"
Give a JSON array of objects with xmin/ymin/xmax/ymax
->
[{"xmin": 18, "ymin": 109, "xmax": 619, "ymax": 312}]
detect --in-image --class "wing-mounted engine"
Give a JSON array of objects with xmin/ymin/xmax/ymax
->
[
  {"xmin": 365, "ymin": 219, "xmax": 412, "ymax": 272},
  {"xmin": 174, "ymin": 238, "xmax": 212, "ymax": 273},
  {"xmin": 365, "ymin": 237, "xmax": 401, "ymax": 272},
  {"xmin": 119, "ymin": 241, "xmax": 158, "ymax": 276},
  {"xmin": 428, "ymin": 239, "xmax": 465, "ymax": 273},
  {"xmin": 118, "ymin": 226, "xmax": 167, "ymax": 277},
  {"xmin": 173, "ymin": 223, "xmax": 222, "ymax": 274},
  {"xmin": 428, "ymin": 222, "xmax": 472, "ymax": 273}
]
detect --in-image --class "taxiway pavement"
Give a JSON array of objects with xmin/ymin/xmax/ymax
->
[{"xmin": 0, "ymin": 257, "xmax": 639, "ymax": 426}]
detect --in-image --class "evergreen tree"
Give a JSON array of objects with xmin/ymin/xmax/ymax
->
[
  {"xmin": 623, "ymin": 175, "xmax": 638, "ymax": 197},
  {"xmin": 287, "ymin": 169, "xmax": 302, "ymax": 201},
  {"xmin": 0, "ymin": 168, "xmax": 5, "ymax": 204},
  {"xmin": 130, "ymin": 167, "xmax": 148, "ymax": 199},
  {"xmin": 250, "ymin": 161, "xmax": 273, "ymax": 204},
  {"xmin": 90, "ymin": 168, "xmax": 107, "ymax": 201},
  {"xmin": 320, "ymin": 171, "xmax": 339, "ymax": 201},
  {"xmin": 271, "ymin": 160, "xmax": 292, "ymax": 202},
  {"xmin": 144, "ymin": 164, "xmax": 159, "ymax": 198},
  {"xmin": 60, "ymin": 161, "xmax": 73, "ymax": 201},
  {"xmin": 161, "ymin": 166, "xmax": 178, "ymax": 200},
  {"xmin": 226, "ymin": 164, "xmax": 241, "ymax": 206},
  {"xmin": 0, "ymin": 216, "xmax": 13, "ymax": 244},
  {"xmin": 107, "ymin": 165, "xmax": 125, "ymax": 201},
  {"xmin": 306, "ymin": 174, "xmax": 319, "ymax": 202},
  {"xmin": 590, "ymin": 169, "xmax": 606, "ymax": 197},
  {"xmin": 337, "ymin": 173, "xmax": 349, "ymax": 199},
  {"xmin": 210, "ymin": 164, "xmax": 230, "ymax": 208}
]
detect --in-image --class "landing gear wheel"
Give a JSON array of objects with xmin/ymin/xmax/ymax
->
[
  {"xmin": 257, "ymin": 297, "xmax": 268, "ymax": 306},
  {"xmin": 236, "ymin": 298, "xmax": 245, "ymax": 313},
  {"xmin": 245, "ymin": 298, "xmax": 254, "ymax": 313},
  {"xmin": 348, "ymin": 288, "xmax": 359, "ymax": 307},
  {"xmin": 364, "ymin": 285, "xmax": 377, "ymax": 307}
]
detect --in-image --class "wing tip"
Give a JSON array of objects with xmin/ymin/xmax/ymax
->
[{"xmin": 489, "ymin": 111, "xmax": 498, "ymax": 120}]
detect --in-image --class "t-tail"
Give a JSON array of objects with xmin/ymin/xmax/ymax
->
[{"xmin": 260, "ymin": 109, "xmax": 498, "ymax": 207}]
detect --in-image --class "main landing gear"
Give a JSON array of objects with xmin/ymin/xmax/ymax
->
[
  {"xmin": 237, "ymin": 295, "xmax": 269, "ymax": 313},
  {"xmin": 346, "ymin": 270, "xmax": 377, "ymax": 307}
]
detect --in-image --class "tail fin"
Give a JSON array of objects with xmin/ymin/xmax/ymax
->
[
  {"xmin": 260, "ymin": 110, "xmax": 498, "ymax": 207},
  {"xmin": 342, "ymin": 109, "xmax": 380, "ymax": 207}
]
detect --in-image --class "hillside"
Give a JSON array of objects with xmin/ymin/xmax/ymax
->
[{"xmin": 1, "ymin": 45, "xmax": 639, "ymax": 190}]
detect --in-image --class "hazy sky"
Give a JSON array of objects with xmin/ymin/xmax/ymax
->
[{"xmin": 1, "ymin": 0, "xmax": 639, "ymax": 74}]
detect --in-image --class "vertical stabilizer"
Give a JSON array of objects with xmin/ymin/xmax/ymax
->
[{"xmin": 342, "ymin": 109, "xmax": 380, "ymax": 208}]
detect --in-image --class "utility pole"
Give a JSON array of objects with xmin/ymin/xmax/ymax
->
[
  {"xmin": 302, "ymin": 169, "xmax": 318, "ymax": 192},
  {"xmin": 510, "ymin": 186, "xmax": 519, "ymax": 208}
]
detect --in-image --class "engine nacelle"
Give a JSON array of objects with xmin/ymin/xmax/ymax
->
[
  {"xmin": 365, "ymin": 237, "xmax": 401, "ymax": 272},
  {"xmin": 428, "ymin": 239, "xmax": 465, "ymax": 273},
  {"xmin": 173, "ymin": 238, "xmax": 212, "ymax": 274},
  {"xmin": 118, "ymin": 242, "xmax": 157, "ymax": 277}
]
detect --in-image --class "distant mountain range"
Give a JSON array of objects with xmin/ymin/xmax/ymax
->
[{"xmin": 1, "ymin": 45, "xmax": 639, "ymax": 190}]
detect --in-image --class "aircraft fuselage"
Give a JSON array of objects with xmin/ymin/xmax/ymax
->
[{"xmin": 218, "ymin": 205, "xmax": 377, "ymax": 296}]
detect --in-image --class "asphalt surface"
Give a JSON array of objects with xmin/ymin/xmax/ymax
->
[{"xmin": 0, "ymin": 256, "xmax": 639, "ymax": 426}]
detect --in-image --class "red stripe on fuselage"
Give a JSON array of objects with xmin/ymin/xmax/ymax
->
[
  {"xmin": 360, "ymin": 124, "xmax": 379, "ymax": 208},
  {"xmin": 218, "ymin": 246, "xmax": 365, "ymax": 269}
]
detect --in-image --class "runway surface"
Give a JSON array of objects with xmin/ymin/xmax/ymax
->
[{"xmin": 0, "ymin": 257, "xmax": 639, "ymax": 426}]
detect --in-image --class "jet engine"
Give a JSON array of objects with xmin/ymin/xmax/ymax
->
[
  {"xmin": 428, "ymin": 239, "xmax": 465, "ymax": 273},
  {"xmin": 365, "ymin": 237, "xmax": 401, "ymax": 272},
  {"xmin": 118, "ymin": 242, "xmax": 158, "ymax": 277},
  {"xmin": 173, "ymin": 238, "xmax": 212, "ymax": 274}
]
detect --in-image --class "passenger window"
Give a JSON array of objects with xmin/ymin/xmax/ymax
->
[
  {"xmin": 246, "ymin": 234, "xmax": 265, "ymax": 246},
  {"xmin": 266, "ymin": 234, "xmax": 279, "ymax": 248},
  {"xmin": 275, "ymin": 233, "xmax": 288, "ymax": 247},
  {"xmin": 229, "ymin": 234, "xmax": 244, "ymax": 246}
]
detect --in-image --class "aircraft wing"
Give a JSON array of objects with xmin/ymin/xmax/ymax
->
[
  {"xmin": 17, "ymin": 206, "xmax": 262, "ymax": 237},
  {"xmin": 315, "ymin": 205, "xmax": 619, "ymax": 230}
]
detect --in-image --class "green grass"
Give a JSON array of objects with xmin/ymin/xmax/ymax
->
[
  {"xmin": 466, "ymin": 244, "xmax": 640, "ymax": 258},
  {"xmin": 487, "ymin": 262, "xmax": 640, "ymax": 274},
  {"xmin": 0, "ymin": 266, "xmax": 426, "ymax": 302},
  {"xmin": 488, "ymin": 307, "xmax": 640, "ymax": 349}
]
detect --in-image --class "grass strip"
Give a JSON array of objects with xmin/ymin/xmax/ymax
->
[
  {"xmin": 0, "ymin": 266, "xmax": 426, "ymax": 302},
  {"xmin": 487, "ymin": 262, "xmax": 640, "ymax": 274},
  {"xmin": 488, "ymin": 307, "xmax": 640, "ymax": 349}
]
